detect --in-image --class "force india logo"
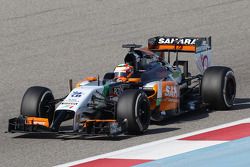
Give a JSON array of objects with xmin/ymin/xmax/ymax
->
[{"xmin": 158, "ymin": 37, "xmax": 197, "ymax": 45}]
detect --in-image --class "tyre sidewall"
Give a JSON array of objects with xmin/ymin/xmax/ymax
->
[{"xmin": 223, "ymin": 71, "xmax": 236, "ymax": 108}]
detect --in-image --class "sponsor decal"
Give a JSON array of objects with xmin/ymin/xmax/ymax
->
[
  {"xmin": 165, "ymin": 85, "xmax": 177, "ymax": 97},
  {"xmin": 61, "ymin": 102, "xmax": 78, "ymax": 105},
  {"xmin": 62, "ymin": 104, "xmax": 75, "ymax": 109},
  {"xmin": 65, "ymin": 98, "xmax": 79, "ymax": 103},
  {"xmin": 201, "ymin": 55, "xmax": 208, "ymax": 69},
  {"xmin": 158, "ymin": 37, "xmax": 197, "ymax": 45},
  {"xmin": 196, "ymin": 54, "xmax": 209, "ymax": 72},
  {"xmin": 71, "ymin": 91, "xmax": 82, "ymax": 98}
]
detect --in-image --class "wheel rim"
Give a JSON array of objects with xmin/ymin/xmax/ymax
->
[
  {"xmin": 137, "ymin": 97, "xmax": 150, "ymax": 127},
  {"xmin": 39, "ymin": 91, "xmax": 54, "ymax": 121},
  {"xmin": 225, "ymin": 77, "xmax": 236, "ymax": 106}
]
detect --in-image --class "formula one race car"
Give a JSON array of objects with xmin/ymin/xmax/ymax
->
[{"xmin": 8, "ymin": 36, "xmax": 236, "ymax": 136}]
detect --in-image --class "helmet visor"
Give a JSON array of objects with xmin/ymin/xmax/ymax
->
[{"xmin": 114, "ymin": 72, "xmax": 127, "ymax": 78}]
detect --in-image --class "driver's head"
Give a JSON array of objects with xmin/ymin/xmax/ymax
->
[{"xmin": 114, "ymin": 64, "xmax": 134, "ymax": 82}]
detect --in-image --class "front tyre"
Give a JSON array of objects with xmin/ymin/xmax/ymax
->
[
  {"xmin": 117, "ymin": 90, "xmax": 151, "ymax": 135},
  {"xmin": 21, "ymin": 86, "xmax": 55, "ymax": 125},
  {"xmin": 202, "ymin": 66, "xmax": 236, "ymax": 110}
]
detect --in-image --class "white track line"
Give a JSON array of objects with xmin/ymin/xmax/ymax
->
[
  {"xmin": 55, "ymin": 117, "xmax": 250, "ymax": 167},
  {"xmin": 108, "ymin": 140, "xmax": 225, "ymax": 160}
]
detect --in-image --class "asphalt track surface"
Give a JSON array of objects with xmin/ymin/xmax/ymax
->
[{"xmin": 0, "ymin": 0, "xmax": 249, "ymax": 166}]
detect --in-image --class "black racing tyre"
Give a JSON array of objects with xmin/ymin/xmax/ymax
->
[
  {"xmin": 117, "ymin": 89, "xmax": 151, "ymax": 135},
  {"xmin": 202, "ymin": 66, "xmax": 236, "ymax": 110},
  {"xmin": 21, "ymin": 86, "xmax": 55, "ymax": 124}
]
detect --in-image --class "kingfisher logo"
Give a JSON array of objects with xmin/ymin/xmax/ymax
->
[
  {"xmin": 158, "ymin": 37, "xmax": 197, "ymax": 45},
  {"xmin": 71, "ymin": 91, "xmax": 82, "ymax": 98}
]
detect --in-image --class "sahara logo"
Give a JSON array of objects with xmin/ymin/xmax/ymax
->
[
  {"xmin": 165, "ymin": 85, "xmax": 177, "ymax": 97},
  {"xmin": 158, "ymin": 38, "xmax": 197, "ymax": 45}
]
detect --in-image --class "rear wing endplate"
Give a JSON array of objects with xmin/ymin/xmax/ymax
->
[{"xmin": 148, "ymin": 36, "xmax": 211, "ymax": 53}]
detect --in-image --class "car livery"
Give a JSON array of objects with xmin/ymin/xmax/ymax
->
[{"xmin": 8, "ymin": 36, "xmax": 236, "ymax": 137}]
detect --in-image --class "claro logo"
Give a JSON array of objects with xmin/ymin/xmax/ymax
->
[{"xmin": 158, "ymin": 38, "xmax": 197, "ymax": 45}]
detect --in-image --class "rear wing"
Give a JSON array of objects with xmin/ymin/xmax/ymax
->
[{"xmin": 148, "ymin": 36, "xmax": 211, "ymax": 53}]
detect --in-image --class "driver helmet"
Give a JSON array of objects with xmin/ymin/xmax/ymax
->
[{"xmin": 114, "ymin": 64, "xmax": 134, "ymax": 82}]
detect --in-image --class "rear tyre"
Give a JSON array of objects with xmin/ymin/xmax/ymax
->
[
  {"xmin": 117, "ymin": 90, "xmax": 151, "ymax": 135},
  {"xmin": 202, "ymin": 66, "xmax": 236, "ymax": 110},
  {"xmin": 21, "ymin": 86, "xmax": 55, "ymax": 124}
]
